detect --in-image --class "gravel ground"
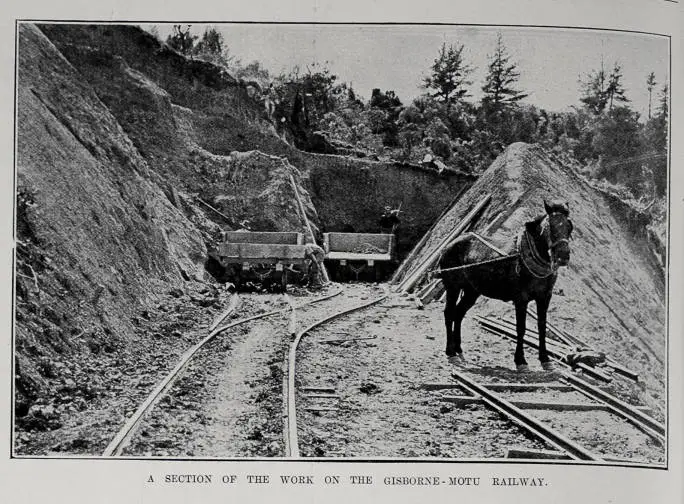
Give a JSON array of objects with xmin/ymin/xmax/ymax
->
[{"xmin": 295, "ymin": 285, "xmax": 665, "ymax": 464}]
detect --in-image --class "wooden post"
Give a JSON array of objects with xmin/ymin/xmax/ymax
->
[{"xmin": 289, "ymin": 173, "xmax": 330, "ymax": 284}]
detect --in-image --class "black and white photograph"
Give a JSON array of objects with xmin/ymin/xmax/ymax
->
[{"xmin": 13, "ymin": 20, "xmax": 669, "ymax": 467}]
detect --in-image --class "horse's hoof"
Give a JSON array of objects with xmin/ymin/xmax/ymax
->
[
  {"xmin": 447, "ymin": 353, "xmax": 466, "ymax": 364},
  {"xmin": 541, "ymin": 361, "xmax": 555, "ymax": 371},
  {"xmin": 516, "ymin": 364, "xmax": 530, "ymax": 372}
]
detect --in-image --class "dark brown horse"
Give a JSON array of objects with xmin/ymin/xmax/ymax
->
[{"xmin": 435, "ymin": 200, "xmax": 574, "ymax": 370}]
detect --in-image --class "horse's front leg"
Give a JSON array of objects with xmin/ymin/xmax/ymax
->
[
  {"xmin": 536, "ymin": 296, "xmax": 553, "ymax": 370},
  {"xmin": 514, "ymin": 301, "xmax": 529, "ymax": 371},
  {"xmin": 444, "ymin": 287, "xmax": 459, "ymax": 356}
]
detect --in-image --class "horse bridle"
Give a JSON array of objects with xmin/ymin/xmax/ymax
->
[{"xmin": 540, "ymin": 212, "xmax": 572, "ymax": 268}]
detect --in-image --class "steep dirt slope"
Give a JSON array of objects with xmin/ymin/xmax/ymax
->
[
  {"xmin": 15, "ymin": 25, "xmax": 209, "ymax": 415},
  {"xmin": 400, "ymin": 143, "xmax": 666, "ymax": 411},
  {"xmin": 37, "ymin": 25, "xmax": 320, "ymax": 239},
  {"xmin": 39, "ymin": 24, "xmax": 474, "ymax": 255}
]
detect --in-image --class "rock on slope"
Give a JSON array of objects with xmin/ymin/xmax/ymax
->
[{"xmin": 400, "ymin": 142, "xmax": 666, "ymax": 412}]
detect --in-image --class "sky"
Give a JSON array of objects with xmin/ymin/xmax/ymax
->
[{"xmin": 148, "ymin": 23, "xmax": 669, "ymax": 120}]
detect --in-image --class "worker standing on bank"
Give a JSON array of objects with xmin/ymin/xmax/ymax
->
[{"xmin": 379, "ymin": 204, "xmax": 401, "ymax": 233}]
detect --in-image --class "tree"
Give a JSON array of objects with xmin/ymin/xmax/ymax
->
[
  {"xmin": 481, "ymin": 33, "xmax": 529, "ymax": 112},
  {"xmin": 194, "ymin": 27, "xmax": 234, "ymax": 66},
  {"xmin": 579, "ymin": 63, "xmax": 608, "ymax": 115},
  {"xmin": 605, "ymin": 62, "xmax": 629, "ymax": 111},
  {"xmin": 646, "ymin": 72, "xmax": 657, "ymax": 119},
  {"xmin": 593, "ymin": 106, "xmax": 642, "ymax": 193},
  {"xmin": 370, "ymin": 89, "xmax": 402, "ymax": 109},
  {"xmin": 423, "ymin": 42, "xmax": 474, "ymax": 111},
  {"xmin": 166, "ymin": 24, "xmax": 197, "ymax": 55},
  {"xmin": 658, "ymin": 82, "xmax": 669, "ymax": 121},
  {"xmin": 580, "ymin": 60, "xmax": 628, "ymax": 114}
]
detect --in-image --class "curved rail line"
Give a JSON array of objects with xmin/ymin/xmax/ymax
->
[
  {"xmin": 284, "ymin": 290, "xmax": 389, "ymax": 458},
  {"xmin": 102, "ymin": 288, "xmax": 342, "ymax": 457}
]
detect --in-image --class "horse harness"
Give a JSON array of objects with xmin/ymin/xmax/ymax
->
[{"xmin": 433, "ymin": 216, "xmax": 560, "ymax": 279}]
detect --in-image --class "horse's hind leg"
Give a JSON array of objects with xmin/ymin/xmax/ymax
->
[
  {"xmin": 444, "ymin": 286, "xmax": 460, "ymax": 356},
  {"xmin": 535, "ymin": 296, "xmax": 553, "ymax": 369},
  {"xmin": 452, "ymin": 287, "xmax": 479, "ymax": 356}
]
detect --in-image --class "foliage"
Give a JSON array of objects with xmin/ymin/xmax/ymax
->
[
  {"xmin": 242, "ymin": 34, "xmax": 669, "ymax": 196},
  {"xmin": 423, "ymin": 42, "xmax": 474, "ymax": 111},
  {"xmin": 481, "ymin": 34, "xmax": 529, "ymax": 113},
  {"xmin": 166, "ymin": 25, "xmax": 197, "ymax": 55}
]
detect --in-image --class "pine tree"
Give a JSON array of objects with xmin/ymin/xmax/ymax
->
[
  {"xmin": 481, "ymin": 33, "xmax": 529, "ymax": 112},
  {"xmin": 605, "ymin": 62, "xmax": 629, "ymax": 111},
  {"xmin": 646, "ymin": 72, "xmax": 657, "ymax": 119},
  {"xmin": 580, "ymin": 62, "xmax": 608, "ymax": 115},
  {"xmin": 658, "ymin": 82, "xmax": 669, "ymax": 121},
  {"xmin": 423, "ymin": 42, "xmax": 474, "ymax": 111}
]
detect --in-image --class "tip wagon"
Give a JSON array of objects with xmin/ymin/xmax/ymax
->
[
  {"xmin": 216, "ymin": 231, "xmax": 309, "ymax": 291},
  {"xmin": 323, "ymin": 232, "xmax": 395, "ymax": 281}
]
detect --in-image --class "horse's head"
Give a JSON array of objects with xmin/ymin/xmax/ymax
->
[{"xmin": 542, "ymin": 199, "xmax": 573, "ymax": 267}]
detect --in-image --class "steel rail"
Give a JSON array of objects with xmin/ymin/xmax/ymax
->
[
  {"xmin": 285, "ymin": 291, "xmax": 389, "ymax": 458},
  {"xmin": 450, "ymin": 369, "xmax": 601, "ymax": 461},
  {"xmin": 102, "ymin": 288, "xmax": 342, "ymax": 457},
  {"xmin": 560, "ymin": 372, "xmax": 665, "ymax": 444},
  {"xmin": 475, "ymin": 316, "xmax": 613, "ymax": 382}
]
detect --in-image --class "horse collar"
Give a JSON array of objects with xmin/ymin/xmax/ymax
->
[{"xmin": 518, "ymin": 224, "xmax": 558, "ymax": 279}]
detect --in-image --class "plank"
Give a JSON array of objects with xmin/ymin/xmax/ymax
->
[
  {"xmin": 326, "ymin": 251, "xmax": 391, "ymax": 261},
  {"xmin": 301, "ymin": 386, "xmax": 336, "ymax": 394},
  {"xmin": 289, "ymin": 173, "xmax": 330, "ymax": 283},
  {"xmin": 506, "ymin": 448, "xmax": 571, "ymax": 460},
  {"xmin": 218, "ymin": 242, "xmax": 308, "ymax": 260}
]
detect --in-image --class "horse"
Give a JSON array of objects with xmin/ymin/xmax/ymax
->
[{"xmin": 434, "ymin": 200, "xmax": 574, "ymax": 371}]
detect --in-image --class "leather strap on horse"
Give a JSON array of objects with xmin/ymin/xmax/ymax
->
[
  {"xmin": 516, "ymin": 228, "xmax": 558, "ymax": 278},
  {"xmin": 431, "ymin": 227, "xmax": 556, "ymax": 279}
]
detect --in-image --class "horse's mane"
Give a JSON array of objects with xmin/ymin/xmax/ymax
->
[{"xmin": 524, "ymin": 214, "xmax": 546, "ymax": 233}]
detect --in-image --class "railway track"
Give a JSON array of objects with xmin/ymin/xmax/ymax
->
[
  {"xmin": 420, "ymin": 311, "xmax": 665, "ymax": 464},
  {"xmin": 101, "ymin": 280, "xmax": 662, "ymax": 463},
  {"xmin": 423, "ymin": 366, "xmax": 663, "ymax": 464},
  {"xmin": 283, "ymin": 289, "xmax": 389, "ymax": 457},
  {"xmin": 102, "ymin": 287, "xmax": 344, "ymax": 457}
]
